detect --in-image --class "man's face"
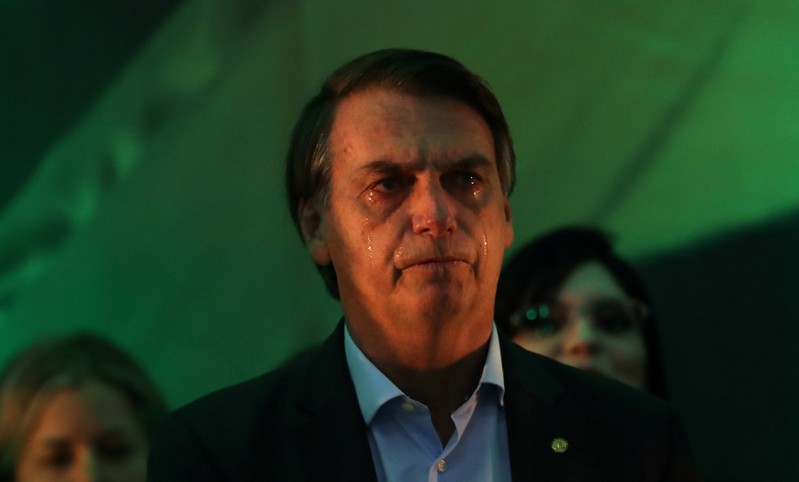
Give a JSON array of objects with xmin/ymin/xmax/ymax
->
[{"xmin": 302, "ymin": 88, "xmax": 513, "ymax": 334}]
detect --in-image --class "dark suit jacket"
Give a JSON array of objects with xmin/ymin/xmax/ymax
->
[{"xmin": 148, "ymin": 322, "xmax": 701, "ymax": 481}]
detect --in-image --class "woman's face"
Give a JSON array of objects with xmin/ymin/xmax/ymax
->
[
  {"xmin": 512, "ymin": 261, "xmax": 648, "ymax": 390},
  {"xmin": 15, "ymin": 379, "xmax": 148, "ymax": 482}
]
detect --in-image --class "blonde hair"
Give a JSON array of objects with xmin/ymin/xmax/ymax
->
[{"xmin": 0, "ymin": 333, "xmax": 166, "ymax": 479}]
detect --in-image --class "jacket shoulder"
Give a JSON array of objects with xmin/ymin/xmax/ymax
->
[
  {"xmin": 502, "ymin": 341, "xmax": 701, "ymax": 481},
  {"xmin": 148, "ymin": 347, "xmax": 335, "ymax": 481}
]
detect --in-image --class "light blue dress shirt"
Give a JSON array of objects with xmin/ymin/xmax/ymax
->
[{"xmin": 344, "ymin": 324, "xmax": 512, "ymax": 482}]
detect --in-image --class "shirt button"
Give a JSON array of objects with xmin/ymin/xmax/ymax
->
[
  {"xmin": 436, "ymin": 459, "xmax": 447, "ymax": 473},
  {"xmin": 401, "ymin": 401, "xmax": 414, "ymax": 412}
]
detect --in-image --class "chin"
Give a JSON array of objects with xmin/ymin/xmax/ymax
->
[{"xmin": 414, "ymin": 290, "xmax": 464, "ymax": 318}]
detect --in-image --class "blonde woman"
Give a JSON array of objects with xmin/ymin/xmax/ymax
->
[{"xmin": 0, "ymin": 333, "xmax": 166, "ymax": 481}]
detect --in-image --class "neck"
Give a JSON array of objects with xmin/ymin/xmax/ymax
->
[
  {"xmin": 388, "ymin": 342, "xmax": 490, "ymax": 445},
  {"xmin": 346, "ymin": 313, "xmax": 492, "ymax": 444},
  {"xmin": 381, "ymin": 341, "xmax": 489, "ymax": 409}
]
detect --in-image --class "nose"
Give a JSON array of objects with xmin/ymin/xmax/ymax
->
[
  {"xmin": 411, "ymin": 177, "xmax": 455, "ymax": 236},
  {"xmin": 562, "ymin": 317, "xmax": 600, "ymax": 357}
]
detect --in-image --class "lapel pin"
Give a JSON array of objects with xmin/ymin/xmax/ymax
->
[{"xmin": 551, "ymin": 437, "xmax": 569, "ymax": 454}]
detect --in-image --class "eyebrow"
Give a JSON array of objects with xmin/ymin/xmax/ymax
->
[
  {"xmin": 359, "ymin": 159, "xmax": 407, "ymax": 175},
  {"xmin": 450, "ymin": 154, "xmax": 494, "ymax": 171},
  {"xmin": 39, "ymin": 427, "xmax": 131, "ymax": 446},
  {"xmin": 359, "ymin": 154, "xmax": 493, "ymax": 175}
]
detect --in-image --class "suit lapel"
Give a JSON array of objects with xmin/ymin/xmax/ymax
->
[
  {"xmin": 284, "ymin": 324, "xmax": 589, "ymax": 481},
  {"xmin": 500, "ymin": 334, "xmax": 586, "ymax": 482},
  {"xmin": 294, "ymin": 321, "xmax": 378, "ymax": 482}
]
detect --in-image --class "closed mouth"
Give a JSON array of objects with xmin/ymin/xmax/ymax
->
[{"xmin": 403, "ymin": 256, "xmax": 469, "ymax": 270}]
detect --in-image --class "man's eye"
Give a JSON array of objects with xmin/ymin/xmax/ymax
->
[
  {"xmin": 445, "ymin": 171, "xmax": 482, "ymax": 189},
  {"xmin": 376, "ymin": 179, "xmax": 399, "ymax": 192},
  {"xmin": 456, "ymin": 171, "xmax": 478, "ymax": 185},
  {"xmin": 372, "ymin": 176, "xmax": 409, "ymax": 193}
]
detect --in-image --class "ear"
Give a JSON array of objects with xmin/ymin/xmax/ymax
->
[
  {"xmin": 299, "ymin": 198, "xmax": 331, "ymax": 265},
  {"xmin": 502, "ymin": 198, "xmax": 514, "ymax": 249}
]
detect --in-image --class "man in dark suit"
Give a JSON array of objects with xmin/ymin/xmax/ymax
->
[{"xmin": 148, "ymin": 49, "xmax": 701, "ymax": 481}]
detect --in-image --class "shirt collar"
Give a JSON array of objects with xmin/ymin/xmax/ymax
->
[{"xmin": 344, "ymin": 323, "xmax": 506, "ymax": 425}]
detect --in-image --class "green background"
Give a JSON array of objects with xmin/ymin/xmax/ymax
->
[{"xmin": 2, "ymin": 1, "xmax": 797, "ymax": 479}]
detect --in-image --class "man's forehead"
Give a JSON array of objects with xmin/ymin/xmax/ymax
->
[
  {"xmin": 329, "ymin": 88, "xmax": 494, "ymax": 158},
  {"xmin": 333, "ymin": 88, "xmax": 484, "ymax": 127}
]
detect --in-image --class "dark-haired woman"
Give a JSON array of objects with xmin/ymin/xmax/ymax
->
[{"xmin": 495, "ymin": 226, "xmax": 668, "ymax": 398}]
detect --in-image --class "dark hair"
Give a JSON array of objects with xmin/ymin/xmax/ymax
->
[
  {"xmin": 285, "ymin": 48, "xmax": 516, "ymax": 299},
  {"xmin": 495, "ymin": 226, "xmax": 669, "ymax": 398},
  {"xmin": 0, "ymin": 333, "xmax": 167, "ymax": 477}
]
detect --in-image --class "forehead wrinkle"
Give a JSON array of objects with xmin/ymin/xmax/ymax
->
[
  {"xmin": 359, "ymin": 158, "xmax": 424, "ymax": 175},
  {"xmin": 359, "ymin": 153, "xmax": 493, "ymax": 176}
]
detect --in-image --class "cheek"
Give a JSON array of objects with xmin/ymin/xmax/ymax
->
[
  {"xmin": 324, "ymin": 211, "xmax": 397, "ymax": 287},
  {"xmin": 115, "ymin": 456, "xmax": 148, "ymax": 481},
  {"xmin": 609, "ymin": 335, "xmax": 647, "ymax": 360},
  {"xmin": 14, "ymin": 454, "xmax": 38, "ymax": 480},
  {"xmin": 95, "ymin": 446, "xmax": 148, "ymax": 481},
  {"xmin": 606, "ymin": 336, "xmax": 647, "ymax": 374},
  {"xmin": 324, "ymin": 211, "xmax": 367, "ymax": 260},
  {"xmin": 474, "ymin": 201, "xmax": 513, "ymax": 255}
]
